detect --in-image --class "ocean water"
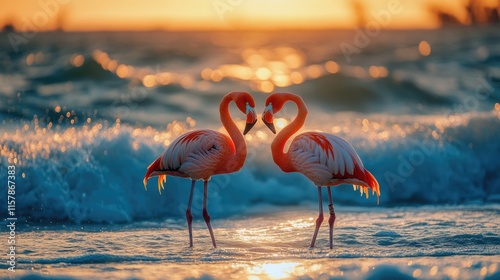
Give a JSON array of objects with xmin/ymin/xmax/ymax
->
[{"xmin": 0, "ymin": 27, "xmax": 500, "ymax": 279}]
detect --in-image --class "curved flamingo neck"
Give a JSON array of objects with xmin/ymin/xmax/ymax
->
[
  {"xmin": 272, "ymin": 94, "xmax": 308, "ymax": 172},
  {"xmin": 219, "ymin": 93, "xmax": 247, "ymax": 173}
]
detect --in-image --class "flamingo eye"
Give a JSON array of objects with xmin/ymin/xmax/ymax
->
[
  {"xmin": 245, "ymin": 103, "xmax": 257, "ymax": 124},
  {"xmin": 246, "ymin": 103, "xmax": 255, "ymax": 114},
  {"xmin": 264, "ymin": 103, "xmax": 273, "ymax": 114}
]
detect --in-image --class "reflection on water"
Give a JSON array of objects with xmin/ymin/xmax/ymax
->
[
  {"xmin": 244, "ymin": 261, "xmax": 301, "ymax": 279},
  {"xmin": 89, "ymin": 43, "xmax": 394, "ymax": 95},
  {"xmin": 16, "ymin": 256, "xmax": 499, "ymax": 279},
  {"xmin": 12, "ymin": 207, "xmax": 500, "ymax": 279},
  {"xmin": 235, "ymin": 218, "xmax": 314, "ymax": 244}
]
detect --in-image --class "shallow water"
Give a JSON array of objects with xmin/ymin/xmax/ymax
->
[{"xmin": 3, "ymin": 205, "xmax": 499, "ymax": 279}]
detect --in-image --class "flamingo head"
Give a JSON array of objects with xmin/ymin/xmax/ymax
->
[
  {"xmin": 262, "ymin": 92, "xmax": 288, "ymax": 134},
  {"xmin": 232, "ymin": 91, "xmax": 257, "ymax": 135}
]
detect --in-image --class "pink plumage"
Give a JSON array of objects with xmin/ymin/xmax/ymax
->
[
  {"xmin": 143, "ymin": 91, "xmax": 257, "ymax": 248},
  {"xmin": 262, "ymin": 92, "xmax": 380, "ymax": 249},
  {"xmin": 144, "ymin": 130, "xmax": 235, "ymax": 193},
  {"xmin": 289, "ymin": 132, "xmax": 380, "ymax": 199}
]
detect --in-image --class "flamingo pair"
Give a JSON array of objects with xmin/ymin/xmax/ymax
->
[{"xmin": 143, "ymin": 91, "xmax": 380, "ymax": 249}]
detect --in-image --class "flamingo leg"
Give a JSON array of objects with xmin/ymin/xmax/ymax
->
[
  {"xmin": 310, "ymin": 186, "xmax": 324, "ymax": 248},
  {"xmin": 202, "ymin": 180, "xmax": 217, "ymax": 248},
  {"xmin": 327, "ymin": 186, "xmax": 336, "ymax": 249},
  {"xmin": 186, "ymin": 180, "xmax": 195, "ymax": 248}
]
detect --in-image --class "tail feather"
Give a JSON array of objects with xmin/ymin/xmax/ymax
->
[
  {"xmin": 365, "ymin": 170, "xmax": 380, "ymax": 205},
  {"xmin": 143, "ymin": 156, "xmax": 164, "ymax": 192},
  {"xmin": 157, "ymin": 175, "xmax": 166, "ymax": 194},
  {"xmin": 351, "ymin": 170, "xmax": 380, "ymax": 204}
]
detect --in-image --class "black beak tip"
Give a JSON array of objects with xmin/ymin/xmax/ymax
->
[
  {"xmin": 263, "ymin": 119, "xmax": 276, "ymax": 134},
  {"xmin": 243, "ymin": 120, "xmax": 257, "ymax": 135}
]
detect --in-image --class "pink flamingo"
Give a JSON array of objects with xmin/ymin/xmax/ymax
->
[
  {"xmin": 262, "ymin": 92, "xmax": 380, "ymax": 249},
  {"xmin": 143, "ymin": 91, "xmax": 257, "ymax": 248}
]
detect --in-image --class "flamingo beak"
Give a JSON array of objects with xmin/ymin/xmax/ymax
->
[
  {"xmin": 243, "ymin": 120, "xmax": 257, "ymax": 135},
  {"xmin": 263, "ymin": 119, "xmax": 276, "ymax": 134},
  {"xmin": 262, "ymin": 104, "xmax": 276, "ymax": 134},
  {"xmin": 244, "ymin": 106, "xmax": 257, "ymax": 135}
]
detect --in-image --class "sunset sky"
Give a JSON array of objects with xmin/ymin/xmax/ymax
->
[{"xmin": 0, "ymin": 0, "xmax": 496, "ymax": 31}]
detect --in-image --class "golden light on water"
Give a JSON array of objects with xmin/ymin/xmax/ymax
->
[
  {"xmin": 259, "ymin": 81, "xmax": 275, "ymax": 93},
  {"xmin": 71, "ymin": 54, "xmax": 85, "ymax": 67},
  {"xmin": 200, "ymin": 68, "xmax": 211, "ymax": 80},
  {"xmin": 430, "ymin": 265, "xmax": 439, "ymax": 276},
  {"xmin": 211, "ymin": 69, "xmax": 223, "ymax": 82},
  {"xmin": 325, "ymin": 61, "xmax": 339, "ymax": 74},
  {"xmin": 290, "ymin": 72, "xmax": 304, "ymax": 84},
  {"xmin": 92, "ymin": 49, "xmax": 202, "ymax": 90},
  {"xmin": 489, "ymin": 263, "xmax": 498, "ymax": 274},
  {"xmin": 210, "ymin": 47, "xmax": 308, "ymax": 92},
  {"xmin": 258, "ymin": 262, "xmax": 299, "ymax": 279},
  {"xmin": 26, "ymin": 53, "xmax": 34, "ymax": 66},
  {"xmin": 89, "ymin": 45, "xmax": 393, "ymax": 94},
  {"xmin": 107, "ymin": 60, "xmax": 118, "ymax": 72},
  {"xmin": 369, "ymin": 66, "xmax": 380, "ymax": 78},
  {"xmin": 22, "ymin": 52, "xmax": 46, "ymax": 68},
  {"xmin": 256, "ymin": 67, "xmax": 272, "ymax": 80},
  {"xmin": 274, "ymin": 118, "xmax": 289, "ymax": 130},
  {"xmin": 255, "ymin": 130, "xmax": 268, "ymax": 141},
  {"xmin": 180, "ymin": 76, "xmax": 194, "ymax": 88},
  {"xmin": 272, "ymin": 74, "xmax": 291, "ymax": 87},
  {"xmin": 419, "ymin": 40, "xmax": 432, "ymax": 56},
  {"xmin": 0, "ymin": 115, "xmax": 199, "ymax": 167},
  {"xmin": 306, "ymin": 64, "xmax": 323, "ymax": 79},
  {"xmin": 158, "ymin": 73, "xmax": 171, "ymax": 85},
  {"xmin": 116, "ymin": 64, "xmax": 130, "ymax": 78},
  {"xmin": 233, "ymin": 261, "xmax": 327, "ymax": 280},
  {"xmin": 141, "ymin": 74, "xmax": 155, "ymax": 88},
  {"xmin": 368, "ymin": 66, "xmax": 389, "ymax": 78}
]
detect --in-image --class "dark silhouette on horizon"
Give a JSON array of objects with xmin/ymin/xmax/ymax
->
[
  {"xmin": 429, "ymin": 0, "xmax": 500, "ymax": 26},
  {"xmin": 2, "ymin": 23, "xmax": 15, "ymax": 33},
  {"xmin": 351, "ymin": 0, "xmax": 368, "ymax": 28}
]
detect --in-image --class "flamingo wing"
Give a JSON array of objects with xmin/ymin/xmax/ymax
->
[
  {"xmin": 144, "ymin": 129, "xmax": 234, "ymax": 193},
  {"xmin": 289, "ymin": 132, "xmax": 380, "ymax": 199},
  {"xmin": 163, "ymin": 129, "xmax": 234, "ymax": 179}
]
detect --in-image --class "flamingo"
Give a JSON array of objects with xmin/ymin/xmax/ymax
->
[
  {"xmin": 261, "ymin": 92, "xmax": 380, "ymax": 249},
  {"xmin": 143, "ymin": 91, "xmax": 257, "ymax": 248}
]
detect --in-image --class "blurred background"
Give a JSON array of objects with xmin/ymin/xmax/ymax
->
[
  {"xmin": 1, "ymin": 0, "xmax": 499, "ymax": 223},
  {"xmin": 2, "ymin": 0, "xmax": 500, "ymax": 31}
]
